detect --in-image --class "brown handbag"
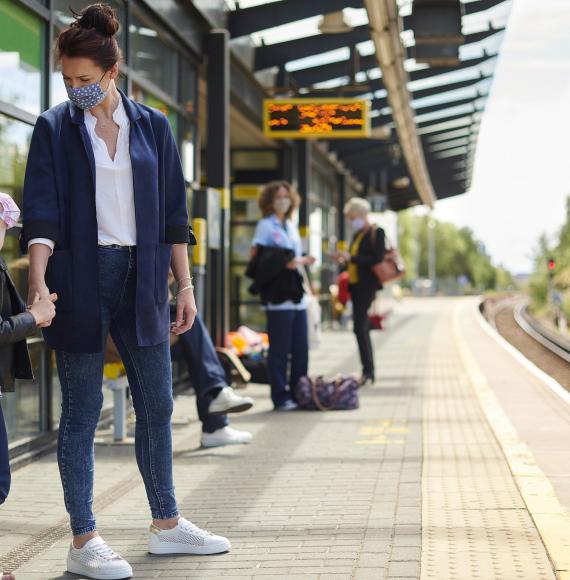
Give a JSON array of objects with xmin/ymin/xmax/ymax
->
[{"xmin": 370, "ymin": 228, "xmax": 406, "ymax": 284}]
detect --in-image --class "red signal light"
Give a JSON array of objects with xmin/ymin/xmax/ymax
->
[{"xmin": 548, "ymin": 259, "xmax": 556, "ymax": 271}]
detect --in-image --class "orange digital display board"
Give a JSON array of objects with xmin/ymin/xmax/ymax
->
[{"xmin": 263, "ymin": 98, "xmax": 370, "ymax": 139}]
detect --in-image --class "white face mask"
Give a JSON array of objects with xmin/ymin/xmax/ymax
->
[
  {"xmin": 350, "ymin": 217, "xmax": 366, "ymax": 231},
  {"xmin": 274, "ymin": 197, "xmax": 292, "ymax": 215}
]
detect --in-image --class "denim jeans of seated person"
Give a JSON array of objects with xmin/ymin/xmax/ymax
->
[{"xmin": 56, "ymin": 246, "xmax": 177, "ymax": 536}]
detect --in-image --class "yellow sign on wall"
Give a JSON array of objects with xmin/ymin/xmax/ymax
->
[{"xmin": 263, "ymin": 98, "xmax": 370, "ymax": 139}]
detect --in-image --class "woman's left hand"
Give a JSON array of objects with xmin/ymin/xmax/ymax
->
[
  {"xmin": 331, "ymin": 250, "xmax": 350, "ymax": 263},
  {"xmin": 170, "ymin": 288, "xmax": 197, "ymax": 335}
]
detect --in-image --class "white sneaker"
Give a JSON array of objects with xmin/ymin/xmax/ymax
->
[
  {"xmin": 201, "ymin": 427, "xmax": 253, "ymax": 448},
  {"xmin": 67, "ymin": 537, "xmax": 132, "ymax": 580},
  {"xmin": 208, "ymin": 387, "xmax": 254, "ymax": 416},
  {"xmin": 148, "ymin": 517, "xmax": 230, "ymax": 555}
]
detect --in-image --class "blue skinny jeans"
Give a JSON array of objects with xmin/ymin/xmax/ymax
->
[{"xmin": 56, "ymin": 247, "xmax": 178, "ymax": 536}]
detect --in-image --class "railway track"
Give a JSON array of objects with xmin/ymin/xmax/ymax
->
[
  {"xmin": 484, "ymin": 296, "xmax": 570, "ymax": 391},
  {"xmin": 513, "ymin": 300, "xmax": 570, "ymax": 364}
]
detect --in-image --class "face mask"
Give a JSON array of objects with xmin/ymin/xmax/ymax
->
[
  {"xmin": 350, "ymin": 217, "xmax": 366, "ymax": 231},
  {"xmin": 274, "ymin": 198, "xmax": 292, "ymax": 214},
  {"xmin": 0, "ymin": 192, "xmax": 20, "ymax": 228},
  {"xmin": 66, "ymin": 72, "xmax": 110, "ymax": 110}
]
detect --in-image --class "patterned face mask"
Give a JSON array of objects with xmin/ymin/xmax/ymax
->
[{"xmin": 65, "ymin": 72, "xmax": 110, "ymax": 110}]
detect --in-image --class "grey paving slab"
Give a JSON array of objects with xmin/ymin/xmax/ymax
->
[{"xmin": 0, "ymin": 297, "xmax": 560, "ymax": 580}]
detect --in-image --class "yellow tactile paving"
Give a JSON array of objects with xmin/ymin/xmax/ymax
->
[
  {"xmin": 421, "ymin": 303, "xmax": 556, "ymax": 580},
  {"xmin": 454, "ymin": 299, "xmax": 570, "ymax": 580}
]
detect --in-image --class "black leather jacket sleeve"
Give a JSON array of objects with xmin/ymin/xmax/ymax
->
[{"xmin": 0, "ymin": 311, "xmax": 37, "ymax": 346}]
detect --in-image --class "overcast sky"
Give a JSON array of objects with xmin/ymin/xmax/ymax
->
[{"xmin": 432, "ymin": 0, "xmax": 570, "ymax": 274}]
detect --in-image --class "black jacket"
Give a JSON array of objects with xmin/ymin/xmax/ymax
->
[
  {"xmin": 246, "ymin": 245, "xmax": 304, "ymax": 305},
  {"xmin": 0, "ymin": 258, "xmax": 35, "ymax": 393},
  {"xmin": 349, "ymin": 226, "xmax": 387, "ymax": 291}
]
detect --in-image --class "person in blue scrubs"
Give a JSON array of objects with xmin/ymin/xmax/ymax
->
[{"xmin": 251, "ymin": 181, "xmax": 316, "ymax": 411}]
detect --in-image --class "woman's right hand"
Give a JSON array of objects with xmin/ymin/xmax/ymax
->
[{"xmin": 28, "ymin": 292, "xmax": 58, "ymax": 327}]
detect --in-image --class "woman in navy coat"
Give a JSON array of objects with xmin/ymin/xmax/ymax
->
[{"xmin": 22, "ymin": 5, "xmax": 229, "ymax": 579}]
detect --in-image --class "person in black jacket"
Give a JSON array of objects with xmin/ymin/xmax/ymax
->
[
  {"xmin": 248, "ymin": 181, "xmax": 316, "ymax": 411},
  {"xmin": 0, "ymin": 193, "xmax": 56, "ymax": 580},
  {"xmin": 333, "ymin": 198, "xmax": 386, "ymax": 384}
]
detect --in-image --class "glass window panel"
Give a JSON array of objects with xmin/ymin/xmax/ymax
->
[
  {"xmin": 1, "ymin": 342, "xmax": 43, "ymax": 443},
  {"xmin": 181, "ymin": 121, "xmax": 196, "ymax": 183},
  {"xmin": 131, "ymin": 82, "xmax": 178, "ymax": 135},
  {"xmin": 232, "ymin": 150, "xmax": 278, "ymax": 170},
  {"xmin": 181, "ymin": 59, "xmax": 196, "ymax": 117},
  {"xmin": 0, "ymin": 114, "xmax": 33, "ymax": 297},
  {"xmin": 130, "ymin": 17, "xmax": 177, "ymax": 97},
  {"xmin": 0, "ymin": 0, "xmax": 43, "ymax": 115}
]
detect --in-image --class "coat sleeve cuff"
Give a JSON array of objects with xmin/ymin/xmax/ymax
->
[
  {"xmin": 20, "ymin": 220, "xmax": 60, "ymax": 253},
  {"xmin": 165, "ymin": 224, "xmax": 197, "ymax": 246}
]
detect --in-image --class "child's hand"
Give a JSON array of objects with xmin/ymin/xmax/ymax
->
[{"xmin": 28, "ymin": 292, "xmax": 58, "ymax": 327}]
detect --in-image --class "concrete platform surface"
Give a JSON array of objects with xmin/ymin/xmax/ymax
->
[{"xmin": 0, "ymin": 297, "xmax": 568, "ymax": 580}]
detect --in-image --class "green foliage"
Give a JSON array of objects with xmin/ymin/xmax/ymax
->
[
  {"xmin": 397, "ymin": 210, "xmax": 513, "ymax": 293},
  {"xmin": 530, "ymin": 196, "xmax": 570, "ymax": 318}
]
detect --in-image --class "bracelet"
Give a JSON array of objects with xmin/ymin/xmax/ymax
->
[
  {"xmin": 175, "ymin": 284, "xmax": 194, "ymax": 296},
  {"xmin": 176, "ymin": 276, "xmax": 192, "ymax": 286}
]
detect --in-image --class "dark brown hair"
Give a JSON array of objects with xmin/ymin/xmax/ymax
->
[
  {"xmin": 56, "ymin": 3, "xmax": 122, "ymax": 70},
  {"xmin": 258, "ymin": 181, "xmax": 301, "ymax": 220}
]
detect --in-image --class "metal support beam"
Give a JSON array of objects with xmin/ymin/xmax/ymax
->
[
  {"xmin": 365, "ymin": 0, "xmax": 436, "ymax": 208},
  {"xmin": 229, "ymin": 0, "xmax": 363, "ymax": 38},
  {"xmin": 337, "ymin": 173, "xmax": 347, "ymax": 250},
  {"xmin": 296, "ymin": 141, "xmax": 311, "ymax": 251},
  {"xmin": 206, "ymin": 30, "xmax": 230, "ymax": 346},
  {"xmin": 255, "ymin": 25, "xmax": 370, "ymax": 71},
  {"xmin": 411, "ymin": 74, "xmax": 490, "ymax": 100}
]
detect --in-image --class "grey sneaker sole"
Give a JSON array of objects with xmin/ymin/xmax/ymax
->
[{"xmin": 208, "ymin": 401, "xmax": 253, "ymax": 416}]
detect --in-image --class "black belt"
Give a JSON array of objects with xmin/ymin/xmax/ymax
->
[{"xmin": 98, "ymin": 244, "xmax": 136, "ymax": 250}]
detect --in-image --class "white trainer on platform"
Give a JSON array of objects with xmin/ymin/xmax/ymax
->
[
  {"xmin": 148, "ymin": 517, "xmax": 231, "ymax": 555},
  {"xmin": 66, "ymin": 537, "xmax": 133, "ymax": 580},
  {"xmin": 208, "ymin": 387, "xmax": 254, "ymax": 416},
  {"xmin": 201, "ymin": 426, "xmax": 253, "ymax": 448}
]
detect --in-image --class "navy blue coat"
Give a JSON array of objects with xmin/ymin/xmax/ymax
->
[{"xmin": 21, "ymin": 91, "xmax": 195, "ymax": 353}]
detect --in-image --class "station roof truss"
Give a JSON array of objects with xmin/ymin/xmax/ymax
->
[{"xmin": 228, "ymin": 0, "xmax": 511, "ymax": 211}]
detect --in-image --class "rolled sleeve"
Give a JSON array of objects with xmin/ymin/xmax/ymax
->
[
  {"xmin": 165, "ymin": 224, "xmax": 197, "ymax": 245},
  {"xmin": 28, "ymin": 238, "xmax": 55, "ymax": 255}
]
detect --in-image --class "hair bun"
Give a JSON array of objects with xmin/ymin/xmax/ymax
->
[{"xmin": 75, "ymin": 3, "xmax": 119, "ymax": 37}]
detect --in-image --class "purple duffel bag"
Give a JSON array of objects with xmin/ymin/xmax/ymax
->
[{"xmin": 294, "ymin": 375, "xmax": 359, "ymax": 411}]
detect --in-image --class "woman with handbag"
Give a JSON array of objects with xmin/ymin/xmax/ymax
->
[
  {"xmin": 21, "ymin": 4, "xmax": 229, "ymax": 579},
  {"xmin": 248, "ymin": 181, "xmax": 316, "ymax": 411},
  {"xmin": 332, "ymin": 198, "xmax": 386, "ymax": 385}
]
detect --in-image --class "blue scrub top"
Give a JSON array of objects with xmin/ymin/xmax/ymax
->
[{"xmin": 252, "ymin": 214, "xmax": 307, "ymax": 310}]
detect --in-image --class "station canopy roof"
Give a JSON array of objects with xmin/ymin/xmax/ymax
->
[{"xmin": 226, "ymin": 0, "xmax": 512, "ymax": 211}]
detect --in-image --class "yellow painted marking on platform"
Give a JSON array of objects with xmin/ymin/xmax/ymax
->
[
  {"xmin": 454, "ymin": 300, "xmax": 570, "ymax": 579},
  {"xmin": 354, "ymin": 420, "xmax": 408, "ymax": 445}
]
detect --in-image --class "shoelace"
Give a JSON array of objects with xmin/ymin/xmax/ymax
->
[
  {"xmin": 90, "ymin": 542, "xmax": 119, "ymax": 560},
  {"xmin": 179, "ymin": 519, "xmax": 213, "ymax": 537}
]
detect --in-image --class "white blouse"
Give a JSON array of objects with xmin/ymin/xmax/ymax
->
[{"xmin": 29, "ymin": 98, "xmax": 137, "ymax": 251}]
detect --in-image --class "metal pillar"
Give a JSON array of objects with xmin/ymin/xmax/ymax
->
[
  {"xmin": 191, "ymin": 189, "xmax": 208, "ymax": 318},
  {"xmin": 296, "ymin": 140, "xmax": 311, "ymax": 251},
  {"xmin": 207, "ymin": 30, "xmax": 230, "ymax": 346},
  {"xmin": 428, "ymin": 212, "xmax": 436, "ymax": 294},
  {"xmin": 337, "ymin": 172, "xmax": 347, "ymax": 252}
]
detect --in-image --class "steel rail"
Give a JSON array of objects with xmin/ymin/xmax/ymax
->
[{"xmin": 513, "ymin": 301, "xmax": 570, "ymax": 364}]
